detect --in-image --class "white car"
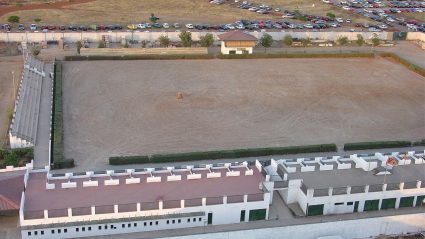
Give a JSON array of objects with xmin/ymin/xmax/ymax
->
[
  {"xmin": 349, "ymin": 29, "xmax": 355, "ymax": 32},
  {"xmin": 282, "ymin": 14, "xmax": 293, "ymax": 18},
  {"xmin": 343, "ymin": 6, "xmax": 350, "ymax": 10},
  {"xmin": 185, "ymin": 23, "xmax": 193, "ymax": 29},
  {"xmin": 145, "ymin": 23, "xmax": 152, "ymax": 28},
  {"xmin": 30, "ymin": 24, "xmax": 36, "ymax": 30},
  {"xmin": 336, "ymin": 18, "xmax": 344, "ymax": 23},
  {"xmin": 369, "ymin": 27, "xmax": 380, "ymax": 32},
  {"xmin": 226, "ymin": 24, "xmax": 235, "ymax": 29},
  {"xmin": 406, "ymin": 24, "xmax": 417, "ymax": 30},
  {"xmin": 235, "ymin": 21, "xmax": 243, "ymax": 25},
  {"xmin": 236, "ymin": 24, "xmax": 245, "ymax": 29},
  {"xmin": 346, "ymin": 19, "xmax": 351, "ymax": 23},
  {"xmin": 137, "ymin": 24, "xmax": 146, "ymax": 29},
  {"xmin": 387, "ymin": 18, "xmax": 395, "ymax": 22},
  {"xmin": 303, "ymin": 24, "xmax": 313, "ymax": 29},
  {"xmin": 379, "ymin": 25, "xmax": 387, "ymax": 29},
  {"xmin": 275, "ymin": 8, "xmax": 281, "ymax": 12},
  {"xmin": 162, "ymin": 23, "xmax": 169, "ymax": 28},
  {"xmin": 364, "ymin": 9, "xmax": 372, "ymax": 13}
]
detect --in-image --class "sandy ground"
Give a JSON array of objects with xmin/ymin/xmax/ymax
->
[
  {"xmin": 61, "ymin": 57, "xmax": 425, "ymax": 169},
  {"xmin": 0, "ymin": 62, "xmax": 24, "ymax": 148}
]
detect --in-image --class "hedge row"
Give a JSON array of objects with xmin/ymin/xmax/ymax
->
[
  {"xmin": 413, "ymin": 139, "xmax": 425, "ymax": 146},
  {"xmin": 109, "ymin": 144, "xmax": 337, "ymax": 165},
  {"xmin": 51, "ymin": 60, "xmax": 74, "ymax": 169},
  {"xmin": 218, "ymin": 53, "xmax": 374, "ymax": 59},
  {"xmin": 65, "ymin": 54, "xmax": 213, "ymax": 61},
  {"xmin": 344, "ymin": 141, "xmax": 412, "ymax": 151},
  {"xmin": 380, "ymin": 53, "xmax": 425, "ymax": 77}
]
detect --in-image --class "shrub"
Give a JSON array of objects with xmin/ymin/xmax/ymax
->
[
  {"xmin": 30, "ymin": 46, "xmax": 41, "ymax": 56},
  {"xmin": 52, "ymin": 158, "xmax": 74, "ymax": 169},
  {"xmin": 98, "ymin": 40, "xmax": 106, "ymax": 48},
  {"xmin": 34, "ymin": 18, "xmax": 41, "ymax": 22},
  {"xmin": 141, "ymin": 40, "xmax": 147, "ymax": 48},
  {"xmin": 0, "ymin": 150, "xmax": 7, "ymax": 159},
  {"xmin": 75, "ymin": 41, "xmax": 83, "ymax": 54},
  {"xmin": 159, "ymin": 35, "xmax": 170, "ymax": 47},
  {"xmin": 380, "ymin": 53, "xmax": 425, "ymax": 77},
  {"xmin": 12, "ymin": 148, "xmax": 33, "ymax": 158},
  {"xmin": 413, "ymin": 139, "xmax": 425, "ymax": 146},
  {"xmin": 179, "ymin": 30, "xmax": 192, "ymax": 47},
  {"xmin": 200, "ymin": 33, "xmax": 214, "ymax": 47},
  {"xmin": 344, "ymin": 141, "xmax": 411, "ymax": 151},
  {"xmin": 15, "ymin": 2, "xmax": 23, "ymax": 7},
  {"xmin": 65, "ymin": 54, "xmax": 213, "ymax": 61},
  {"xmin": 7, "ymin": 16, "xmax": 20, "ymax": 23},
  {"xmin": 109, "ymin": 156, "xmax": 150, "ymax": 165},
  {"xmin": 218, "ymin": 53, "xmax": 374, "ymax": 59},
  {"xmin": 4, "ymin": 153, "xmax": 19, "ymax": 167}
]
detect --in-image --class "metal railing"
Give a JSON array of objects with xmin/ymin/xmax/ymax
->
[
  {"xmin": 163, "ymin": 200, "xmax": 181, "ymax": 209},
  {"xmin": 72, "ymin": 207, "xmax": 91, "ymax": 216},
  {"xmin": 206, "ymin": 196, "xmax": 223, "ymax": 205},
  {"xmin": 227, "ymin": 195, "xmax": 244, "ymax": 204},
  {"xmin": 184, "ymin": 198, "xmax": 202, "ymax": 207},
  {"xmin": 24, "ymin": 210, "xmax": 44, "ymax": 220},
  {"xmin": 118, "ymin": 203, "xmax": 137, "ymax": 213},
  {"xmin": 247, "ymin": 193, "xmax": 264, "ymax": 202}
]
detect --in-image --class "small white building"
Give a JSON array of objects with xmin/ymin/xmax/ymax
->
[
  {"xmin": 266, "ymin": 151, "xmax": 425, "ymax": 216},
  {"xmin": 20, "ymin": 161, "xmax": 271, "ymax": 239},
  {"xmin": 217, "ymin": 30, "xmax": 258, "ymax": 55}
]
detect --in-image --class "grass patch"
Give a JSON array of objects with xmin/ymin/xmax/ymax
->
[
  {"xmin": 109, "ymin": 143, "xmax": 337, "ymax": 165},
  {"xmin": 65, "ymin": 54, "xmax": 213, "ymax": 61},
  {"xmin": 51, "ymin": 60, "xmax": 74, "ymax": 169},
  {"xmin": 344, "ymin": 141, "xmax": 412, "ymax": 151},
  {"xmin": 380, "ymin": 52, "xmax": 425, "ymax": 77},
  {"xmin": 218, "ymin": 52, "xmax": 374, "ymax": 59}
]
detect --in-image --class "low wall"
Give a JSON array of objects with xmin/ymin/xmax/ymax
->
[
  {"xmin": 0, "ymin": 31, "xmax": 392, "ymax": 44},
  {"xmin": 80, "ymin": 47, "xmax": 208, "ymax": 55},
  {"xmin": 170, "ymin": 213, "xmax": 425, "ymax": 239},
  {"xmin": 407, "ymin": 32, "xmax": 425, "ymax": 41}
]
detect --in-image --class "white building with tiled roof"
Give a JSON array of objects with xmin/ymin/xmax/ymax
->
[{"xmin": 217, "ymin": 31, "xmax": 258, "ymax": 55}]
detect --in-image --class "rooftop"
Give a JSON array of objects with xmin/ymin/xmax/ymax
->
[
  {"xmin": 217, "ymin": 30, "xmax": 258, "ymax": 41},
  {"xmin": 24, "ymin": 165, "xmax": 264, "ymax": 212}
]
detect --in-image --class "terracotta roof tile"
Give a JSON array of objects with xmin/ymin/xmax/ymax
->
[{"xmin": 217, "ymin": 30, "xmax": 258, "ymax": 41}]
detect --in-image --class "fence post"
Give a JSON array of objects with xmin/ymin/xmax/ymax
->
[
  {"xmin": 91, "ymin": 205, "xmax": 95, "ymax": 215},
  {"xmin": 181, "ymin": 199, "xmax": 185, "ymax": 209},
  {"xmin": 223, "ymin": 196, "xmax": 227, "ymax": 205},
  {"xmin": 114, "ymin": 204, "xmax": 118, "ymax": 214},
  {"xmin": 244, "ymin": 194, "xmax": 248, "ymax": 203},
  {"xmin": 137, "ymin": 203, "xmax": 141, "ymax": 212},
  {"xmin": 159, "ymin": 200, "xmax": 163, "ymax": 210},
  {"xmin": 347, "ymin": 186, "xmax": 351, "ymax": 195},
  {"xmin": 202, "ymin": 198, "xmax": 206, "ymax": 206},
  {"xmin": 68, "ymin": 208, "xmax": 72, "ymax": 218},
  {"xmin": 44, "ymin": 209, "xmax": 48, "ymax": 219}
]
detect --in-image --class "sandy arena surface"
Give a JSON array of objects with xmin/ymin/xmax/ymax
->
[{"xmin": 62, "ymin": 58, "xmax": 425, "ymax": 169}]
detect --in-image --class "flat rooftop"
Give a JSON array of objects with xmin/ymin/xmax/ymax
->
[
  {"xmin": 24, "ymin": 167, "xmax": 264, "ymax": 211},
  {"xmin": 286, "ymin": 163, "xmax": 425, "ymax": 190}
]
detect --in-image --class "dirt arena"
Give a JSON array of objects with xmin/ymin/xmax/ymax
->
[{"xmin": 62, "ymin": 58, "xmax": 425, "ymax": 169}]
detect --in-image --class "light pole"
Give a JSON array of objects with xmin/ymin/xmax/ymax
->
[
  {"xmin": 203, "ymin": 219, "xmax": 207, "ymax": 233},
  {"xmin": 12, "ymin": 71, "xmax": 15, "ymax": 104}
]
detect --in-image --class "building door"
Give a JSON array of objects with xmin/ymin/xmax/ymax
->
[
  {"xmin": 240, "ymin": 210, "xmax": 245, "ymax": 222},
  {"xmin": 207, "ymin": 213, "xmax": 213, "ymax": 225},
  {"xmin": 354, "ymin": 201, "xmax": 359, "ymax": 212},
  {"xmin": 229, "ymin": 50, "xmax": 236, "ymax": 55}
]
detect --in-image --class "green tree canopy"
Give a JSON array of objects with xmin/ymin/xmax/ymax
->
[
  {"xmin": 259, "ymin": 33, "xmax": 273, "ymax": 52},
  {"xmin": 301, "ymin": 37, "xmax": 311, "ymax": 53},
  {"xmin": 178, "ymin": 30, "xmax": 192, "ymax": 47},
  {"xmin": 159, "ymin": 35, "xmax": 170, "ymax": 47},
  {"xmin": 7, "ymin": 16, "xmax": 20, "ymax": 23},
  {"xmin": 283, "ymin": 34, "xmax": 293, "ymax": 53},
  {"xmin": 355, "ymin": 34, "xmax": 365, "ymax": 52},
  {"xmin": 200, "ymin": 33, "xmax": 214, "ymax": 47},
  {"xmin": 337, "ymin": 36, "xmax": 348, "ymax": 52}
]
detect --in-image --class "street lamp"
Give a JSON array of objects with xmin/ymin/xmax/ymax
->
[{"xmin": 203, "ymin": 219, "xmax": 207, "ymax": 233}]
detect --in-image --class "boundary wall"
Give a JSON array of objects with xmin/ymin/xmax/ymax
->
[
  {"xmin": 168, "ymin": 212, "xmax": 425, "ymax": 239},
  {"xmin": 0, "ymin": 31, "xmax": 391, "ymax": 43}
]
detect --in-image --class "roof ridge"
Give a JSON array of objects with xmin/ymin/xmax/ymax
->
[{"xmin": 0, "ymin": 194, "xmax": 20, "ymax": 209}]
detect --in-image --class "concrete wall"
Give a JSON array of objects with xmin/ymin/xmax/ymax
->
[
  {"xmin": 168, "ymin": 213, "xmax": 425, "ymax": 239},
  {"xmin": 407, "ymin": 32, "xmax": 425, "ymax": 41},
  {"xmin": 0, "ymin": 31, "xmax": 393, "ymax": 44}
]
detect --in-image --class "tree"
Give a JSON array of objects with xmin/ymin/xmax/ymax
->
[
  {"xmin": 30, "ymin": 46, "xmax": 40, "ymax": 56},
  {"xmin": 259, "ymin": 33, "xmax": 273, "ymax": 53},
  {"xmin": 159, "ymin": 35, "xmax": 170, "ymax": 47},
  {"xmin": 371, "ymin": 33, "xmax": 380, "ymax": 50},
  {"xmin": 141, "ymin": 40, "xmax": 147, "ymax": 48},
  {"xmin": 355, "ymin": 34, "xmax": 365, "ymax": 52},
  {"xmin": 301, "ymin": 37, "xmax": 311, "ymax": 53},
  {"xmin": 297, "ymin": 15, "xmax": 307, "ymax": 21},
  {"xmin": 98, "ymin": 40, "xmax": 106, "ymax": 48},
  {"xmin": 34, "ymin": 18, "xmax": 41, "ymax": 22},
  {"xmin": 122, "ymin": 40, "xmax": 129, "ymax": 48},
  {"xmin": 75, "ymin": 41, "xmax": 83, "ymax": 54},
  {"xmin": 149, "ymin": 13, "xmax": 158, "ymax": 23},
  {"xmin": 179, "ymin": 30, "xmax": 192, "ymax": 47},
  {"xmin": 7, "ymin": 16, "xmax": 20, "ymax": 23},
  {"xmin": 283, "ymin": 34, "xmax": 293, "ymax": 53},
  {"xmin": 326, "ymin": 12, "xmax": 335, "ymax": 19},
  {"xmin": 337, "ymin": 36, "xmax": 348, "ymax": 52},
  {"xmin": 200, "ymin": 33, "xmax": 214, "ymax": 47},
  {"xmin": 15, "ymin": 1, "xmax": 23, "ymax": 7}
]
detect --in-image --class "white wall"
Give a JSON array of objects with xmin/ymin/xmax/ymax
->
[{"xmin": 167, "ymin": 213, "xmax": 425, "ymax": 239}]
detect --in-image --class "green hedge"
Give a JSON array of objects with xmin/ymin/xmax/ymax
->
[
  {"xmin": 218, "ymin": 53, "xmax": 374, "ymax": 59},
  {"xmin": 413, "ymin": 139, "xmax": 425, "ymax": 146},
  {"xmin": 109, "ymin": 156, "xmax": 150, "ymax": 165},
  {"xmin": 344, "ymin": 141, "xmax": 411, "ymax": 151},
  {"xmin": 380, "ymin": 53, "xmax": 425, "ymax": 77},
  {"xmin": 113, "ymin": 143, "xmax": 337, "ymax": 165},
  {"xmin": 65, "ymin": 54, "xmax": 213, "ymax": 61},
  {"xmin": 51, "ymin": 60, "xmax": 74, "ymax": 169}
]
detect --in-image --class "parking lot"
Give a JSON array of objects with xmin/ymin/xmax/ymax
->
[{"xmin": 61, "ymin": 57, "xmax": 425, "ymax": 169}]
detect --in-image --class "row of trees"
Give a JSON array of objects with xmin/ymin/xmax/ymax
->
[{"xmin": 158, "ymin": 30, "xmax": 215, "ymax": 47}]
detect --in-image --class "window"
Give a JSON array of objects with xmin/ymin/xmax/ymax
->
[
  {"xmin": 187, "ymin": 218, "xmax": 190, "ymax": 223},
  {"xmin": 34, "ymin": 231, "xmax": 38, "ymax": 236},
  {"xmin": 104, "ymin": 225, "xmax": 107, "ymax": 230},
  {"xmin": 82, "ymin": 227, "xmax": 85, "ymax": 232},
  {"xmin": 76, "ymin": 228, "xmax": 79, "ymax": 232},
  {"xmin": 110, "ymin": 225, "xmax": 113, "ymax": 229},
  {"xmin": 193, "ymin": 218, "xmax": 196, "ymax": 222},
  {"xmin": 28, "ymin": 232, "xmax": 31, "ymax": 236},
  {"xmin": 335, "ymin": 202, "xmax": 344, "ymax": 205},
  {"xmin": 51, "ymin": 230, "xmax": 55, "ymax": 234},
  {"xmin": 41, "ymin": 231, "xmax": 44, "ymax": 235},
  {"xmin": 122, "ymin": 224, "xmax": 125, "ymax": 228},
  {"xmin": 155, "ymin": 221, "xmax": 158, "ymax": 225},
  {"xmin": 178, "ymin": 219, "xmax": 181, "ymax": 223},
  {"xmin": 347, "ymin": 202, "xmax": 354, "ymax": 205},
  {"xmin": 199, "ymin": 217, "xmax": 202, "ymax": 222},
  {"xmin": 98, "ymin": 226, "xmax": 102, "ymax": 230},
  {"xmin": 144, "ymin": 222, "xmax": 147, "ymax": 226},
  {"xmin": 128, "ymin": 223, "xmax": 131, "ymax": 228},
  {"xmin": 150, "ymin": 222, "xmax": 152, "ymax": 226},
  {"xmin": 64, "ymin": 229, "xmax": 67, "ymax": 233},
  {"xmin": 88, "ymin": 227, "xmax": 91, "ymax": 231},
  {"xmin": 172, "ymin": 220, "xmax": 175, "ymax": 224},
  {"xmin": 134, "ymin": 223, "xmax": 137, "ymax": 227},
  {"xmin": 58, "ymin": 229, "xmax": 61, "ymax": 234}
]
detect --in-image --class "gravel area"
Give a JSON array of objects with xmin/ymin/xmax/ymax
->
[{"xmin": 62, "ymin": 58, "xmax": 425, "ymax": 170}]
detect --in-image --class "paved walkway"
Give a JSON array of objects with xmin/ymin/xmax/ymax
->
[{"xmin": 33, "ymin": 61, "xmax": 53, "ymax": 168}]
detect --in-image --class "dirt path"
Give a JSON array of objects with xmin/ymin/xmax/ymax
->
[{"xmin": 0, "ymin": 0, "xmax": 97, "ymax": 18}]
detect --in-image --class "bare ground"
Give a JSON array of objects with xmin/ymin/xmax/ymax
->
[{"xmin": 62, "ymin": 58, "xmax": 425, "ymax": 169}]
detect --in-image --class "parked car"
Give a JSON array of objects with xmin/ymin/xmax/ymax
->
[
  {"xmin": 236, "ymin": 24, "xmax": 245, "ymax": 29},
  {"xmin": 68, "ymin": 25, "xmax": 77, "ymax": 31},
  {"xmin": 172, "ymin": 23, "xmax": 180, "ymax": 28},
  {"xmin": 226, "ymin": 24, "xmax": 235, "ymax": 29},
  {"xmin": 59, "ymin": 25, "xmax": 65, "ymax": 30},
  {"xmin": 346, "ymin": 19, "xmax": 351, "ymax": 23},
  {"xmin": 48, "ymin": 25, "xmax": 56, "ymax": 30},
  {"xmin": 336, "ymin": 18, "xmax": 344, "ymax": 22},
  {"xmin": 304, "ymin": 24, "xmax": 313, "ymax": 28},
  {"xmin": 185, "ymin": 23, "xmax": 193, "ymax": 29},
  {"xmin": 355, "ymin": 22, "xmax": 361, "ymax": 27},
  {"xmin": 127, "ymin": 25, "xmax": 138, "ymax": 30},
  {"xmin": 78, "ymin": 26, "xmax": 87, "ymax": 31},
  {"xmin": 1, "ymin": 24, "xmax": 9, "ymax": 29},
  {"xmin": 98, "ymin": 25, "xmax": 106, "ymax": 30},
  {"xmin": 137, "ymin": 24, "xmax": 146, "ymax": 29},
  {"xmin": 162, "ymin": 23, "xmax": 169, "ymax": 28},
  {"xmin": 30, "ymin": 24, "xmax": 36, "ymax": 30},
  {"xmin": 275, "ymin": 8, "xmax": 281, "ymax": 12},
  {"xmin": 203, "ymin": 24, "xmax": 211, "ymax": 30},
  {"xmin": 145, "ymin": 23, "xmax": 151, "ymax": 28},
  {"xmin": 41, "ymin": 25, "xmax": 48, "ymax": 30},
  {"xmin": 219, "ymin": 24, "xmax": 228, "ymax": 30},
  {"xmin": 153, "ymin": 23, "xmax": 161, "ymax": 28},
  {"xmin": 88, "ymin": 25, "xmax": 99, "ymax": 30},
  {"xmin": 105, "ymin": 25, "xmax": 114, "ymax": 30},
  {"xmin": 18, "ymin": 24, "xmax": 24, "ymax": 30},
  {"xmin": 114, "ymin": 25, "xmax": 122, "ymax": 29},
  {"xmin": 195, "ymin": 24, "xmax": 203, "ymax": 30},
  {"xmin": 211, "ymin": 25, "xmax": 220, "ymax": 30}
]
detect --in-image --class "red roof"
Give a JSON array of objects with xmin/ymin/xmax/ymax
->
[
  {"xmin": 217, "ymin": 30, "xmax": 258, "ymax": 41},
  {"xmin": 0, "ymin": 175, "xmax": 24, "ymax": 210},
  {"xmin": 0, "ymin": 194, "xmax": 19, "ymax": 210}
]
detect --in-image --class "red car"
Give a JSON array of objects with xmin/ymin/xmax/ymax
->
[
  {"xmin": 59, "ymin": 25, "xmax": 65, "ymax": 30},
  {"xmin": 98, "ymin": 25, "xmax": 106, "ymax": 30},
  {"xmin": 258, "ymin": 24, "xmax": 265, "ymax": 28},
  {"xmin": 407, "ymin": 20, "xmax": 417, "ymax": 25},
  {"xmin": 355, "ymin": 22, "xmax": 361, "ymax": 27},
  {"xmin": 211, "ymin": 25, "xmax": 219, "ymax": 30},
  {"xmin": 257, "ymin": 20, "xmax": 265, "ymax": 25},
  {"xmin": 48, "ymin": 25, "xmax": 56, "ymax": 30},
  {"xmin": 41, "ymin": 25, "xmax": 47, "ymax": 30}
]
